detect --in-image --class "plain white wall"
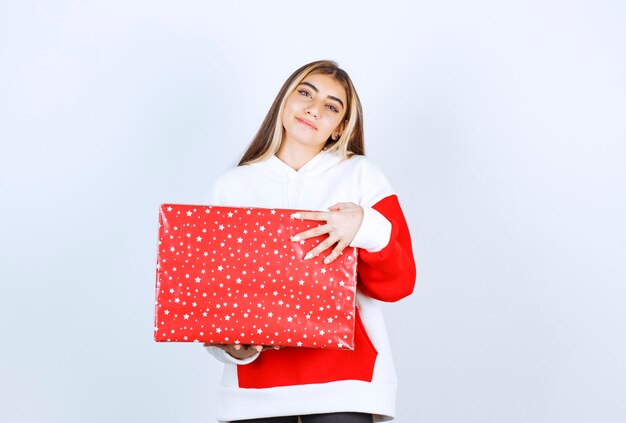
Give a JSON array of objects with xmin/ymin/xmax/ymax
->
[{"xmin": 1, "ymin": 1, "xmax": 625, "ymax": 422}]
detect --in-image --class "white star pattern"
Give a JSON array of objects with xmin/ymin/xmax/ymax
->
[{"xmin": 154, "ymin": 204, "xmax": 357, "ymax": 349}]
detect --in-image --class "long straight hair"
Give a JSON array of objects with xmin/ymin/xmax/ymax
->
[{"xmin": 238, "ymin": 60, "xmax": 365, "ymax": 166}]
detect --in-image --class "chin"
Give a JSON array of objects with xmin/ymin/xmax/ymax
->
[{"xmin": 285, "ymin": 130, "xmax": 323, "ymax": 148}]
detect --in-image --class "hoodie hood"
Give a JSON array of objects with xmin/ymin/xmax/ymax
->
[{"xmin": 259, "ymin": 149, "xmax": 345, "ymax": 181}]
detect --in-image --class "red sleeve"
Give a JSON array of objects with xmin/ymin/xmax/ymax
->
[{"xmin": 357, "ymin": 194, "xmax": 416, "ymax": 302}]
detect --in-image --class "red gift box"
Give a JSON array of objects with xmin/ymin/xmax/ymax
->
[{"xmin": 153, "ymin": 204, "xmax": 358, "ymax": 350}]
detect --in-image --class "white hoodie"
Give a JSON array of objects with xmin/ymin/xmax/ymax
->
[{"xmin": 205, "ymin": 149, "xmax": 416, "ymax": 422}]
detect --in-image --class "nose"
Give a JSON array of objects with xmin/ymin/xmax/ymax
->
[{"xmin": 305, "ymin": 103, "xmax": 320, "ymax": 118}]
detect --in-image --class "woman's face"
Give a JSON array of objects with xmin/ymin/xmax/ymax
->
[{"xmin": 281, "ymin": 73, "xmax": 347, "ymax": 152}]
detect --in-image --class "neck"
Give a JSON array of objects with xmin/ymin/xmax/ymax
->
[{"xmin": 276, "ymin": 142, "xmax": 324, "ymax": 171}]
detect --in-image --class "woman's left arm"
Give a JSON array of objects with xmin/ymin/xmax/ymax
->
[
  {"xmin": 353, "ymin": 194, "xmax": 416, "ymax": 302},
  {"xmin": 292, "ymin": 194, "xmax": 416, "ymax": 303}
]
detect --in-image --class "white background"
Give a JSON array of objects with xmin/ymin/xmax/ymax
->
[{"xmin": 1, "ymin": 1, "xmax": 625, "ymax": 422}]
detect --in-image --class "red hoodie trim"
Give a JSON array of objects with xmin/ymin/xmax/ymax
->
[{"xmin": 237, "ymin": 309, "xmax": 378, "ymax": 388}]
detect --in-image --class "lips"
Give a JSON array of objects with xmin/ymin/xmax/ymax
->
[{"xmin": 296, "ymin": 117, "xmax": 317, "ymax": 130}]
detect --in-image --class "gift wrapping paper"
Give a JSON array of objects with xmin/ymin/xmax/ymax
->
[{"xmin": 154, "ymin": 204, "xmax": 358, "ymax": 350}]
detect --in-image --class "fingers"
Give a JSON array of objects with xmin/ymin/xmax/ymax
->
[
  {"xmin": 323, "ymin": 240, "xmax": 349, "ymax": 264},
  {"xmin": 292, "ymin": 205, "xmax": 357, "ymax": 261},
  {"xmin": 210, "ymin": 344, "xmax": 240, "ymax": 352},
  {"xmin": 303, "ymin": 234, "xmax": 339, "ymax": 260},
  {"xmin": 207, "ymin": 344, "xmax": 277, "ymax": 352},
  {"xmin": 291, "ymin": 211, "xmax": 329, "ymax": 221},
  {"xmin": 208, "ymin": 344, "xmax": 271, "ymax": 359},
  {"xmin": 292, "ymin": 203, "xmax": 362, "ymax": 263},
  {"xmin": 291, "ymin": 223, "xmax": 330, "ymax": 242}
]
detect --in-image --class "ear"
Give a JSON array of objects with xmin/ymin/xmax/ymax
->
[{"xmin": 335, "ymin": 119, "xmax": 348, "ymax": 137}]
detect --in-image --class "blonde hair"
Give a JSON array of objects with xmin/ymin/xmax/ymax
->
[{"xmin": 238, "ymin": 60, "xmax": 364, "ymax": 166}]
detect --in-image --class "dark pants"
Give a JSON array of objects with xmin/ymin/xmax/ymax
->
[{"xmin": 233, "ymin": 412, "xmax": 373, "ymax": 423}]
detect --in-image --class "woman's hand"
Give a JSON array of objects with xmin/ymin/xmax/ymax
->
[
  {"xmin": 291, "ymin": 202, "xmax": 363, "ymax": 264},
  {"xmin": 204, "ymin": 343, "xmax": 278, "ymax": 360}
]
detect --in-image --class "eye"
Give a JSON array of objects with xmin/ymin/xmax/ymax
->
[
  {"xmin": 326, "ymin": 104, "xmax": 339, "ymax": 113},
  {"xmin": 298, "ymin": 89, "xmax": 311, "ymax": 98}
]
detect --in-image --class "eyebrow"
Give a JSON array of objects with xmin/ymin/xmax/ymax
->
[{"xmin": 300, "ymin": 82, "xmax": 345, "ymax": 109}]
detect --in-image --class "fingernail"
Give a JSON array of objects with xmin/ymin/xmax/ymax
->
[
  {"xmin": 273, "ymin": 346, "xmax": 280, "ymax": 350},
  {"xmin": 255, "ymin": 345, "xmax": 263, "ymax": 352},
  {"xmin": 323, "ymin": 257, "xmax": 330, "ymax": 264},
  {"xmin": 291, "ymin": 235, "xmax": 300, "ymax": 241},
  {"xmin": 234, "ymin": 345, "xmax": 241, "ymax": 350},
  {"xmin": 304, "ymin": 252, "xmax": 313, "ymax": 260},
  {"xmin": 291, "ymin": 213, "xmax": 300, "ymax": 219}
]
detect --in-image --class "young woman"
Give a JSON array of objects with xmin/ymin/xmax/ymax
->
[{"xmin": 205, "ymin": 60, "xmax": 416, "ymax": 423}]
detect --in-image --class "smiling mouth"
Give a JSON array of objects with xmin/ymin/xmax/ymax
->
[{"xmin": 296, "ymin": 117, "xmax": 317, "ymax": 130}]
